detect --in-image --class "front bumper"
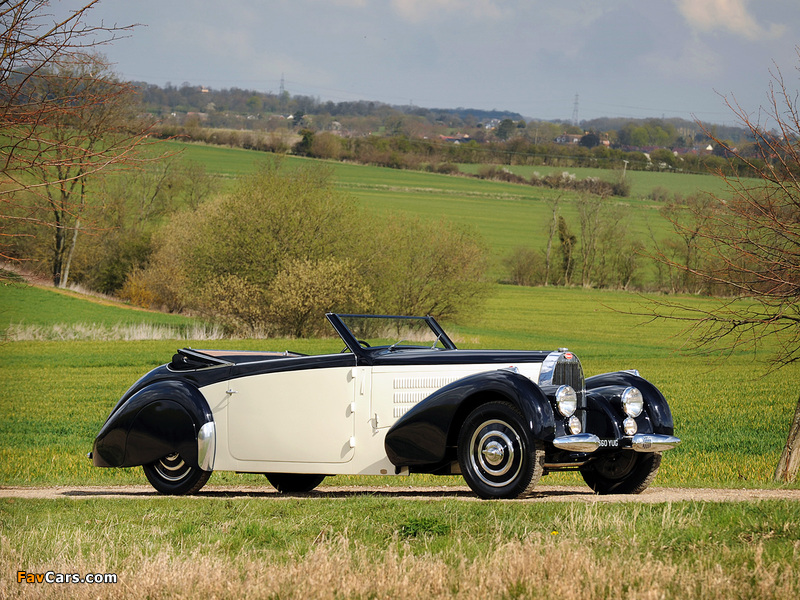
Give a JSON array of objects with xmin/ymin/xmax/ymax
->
[{"xmin": 552, "ymin": 433, "xmax": 681, "ymax": 453}]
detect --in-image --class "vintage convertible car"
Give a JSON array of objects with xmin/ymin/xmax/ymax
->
[{"xmin": 91, "ymin": 313, "xmax": 680, "ymax": 499}]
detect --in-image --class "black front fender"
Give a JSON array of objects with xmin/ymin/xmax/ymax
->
[
  {"xmin": 92, "ymin": 380, "xmax": 213, "ymax": 469},
  {"xmin": 585, "ymin": 371, "xmax": 674, "ymax": 435},
  {"xmin": 385, "ymin": 370, "xmax": 556, "ymax": 467}
]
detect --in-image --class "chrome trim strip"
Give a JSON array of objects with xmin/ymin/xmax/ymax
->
[
  {"xmin": 197, "ymin": 421, "xmax": 216, "ymax": 471},
  {"xmin": 552, "ymin": 433, "xmax": 600, "ymax": 453},
  {"xmin": 631, "ymin": 434, "xmax": 681, "ymax": 452}
]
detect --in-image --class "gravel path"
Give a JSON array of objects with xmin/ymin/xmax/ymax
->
[{"xmin": 2, "ymin": 484, "xmax": 799, "ymax": 502}]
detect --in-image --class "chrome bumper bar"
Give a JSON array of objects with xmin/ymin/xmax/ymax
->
[{"xmin": 552, "ymin": 433, "xmax": 681, "ymax": 454}]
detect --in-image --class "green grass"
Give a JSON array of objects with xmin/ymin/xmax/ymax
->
[
  {"xmin": 3, "ymin": 498, "xmax": 798, "ymax": 564},
  {"xmin": 0, "ymin": 282, "xmax": 194, "ymax": 331}
]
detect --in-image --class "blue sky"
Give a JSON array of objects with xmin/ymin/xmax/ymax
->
[{"xmin": 88, "ymin": 0, "xmax": 800, "ymax": 124}]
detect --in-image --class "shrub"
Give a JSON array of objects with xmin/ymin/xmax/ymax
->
[
  {"xmin": 198, "ymin": 274, "xmax": 271, "ymax": 335},
  {"xmin": 267, "ymin": 258, "xmax": 374, "ymax": 337},
  {"xmin": 360, "ymin": 214, "xmax": 488, "ymax": 321},
  {"xmin": 503, "ymin": 247, "xmax": 544, "ymax": 286}
]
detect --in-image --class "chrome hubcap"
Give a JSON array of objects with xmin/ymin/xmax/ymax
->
[
  {"xmin": 482, "ymin": 440, "xmax": 505, "ymax": 465},
  {"xmin": 470, "ymin": 419, "xmax": 522, "ymax": 488}
]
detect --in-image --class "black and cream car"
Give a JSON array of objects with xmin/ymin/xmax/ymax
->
[{"xmin": 91, "ymin": 313, "xmax": 680, "ymax": 499}]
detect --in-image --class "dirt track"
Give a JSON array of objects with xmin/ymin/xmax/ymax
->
[{"xmin": 2, "ymin": 484, "xmax": 799, "ymax": 502}]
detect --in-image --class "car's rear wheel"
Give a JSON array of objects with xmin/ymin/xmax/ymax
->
[
  {"xmin": 580, "ymin": 451, "xmax": 661, "ymax": 494},
  {"xmin": 143, "ymin": 453, "xmax": 211, "ymax": 495},
  {"xmin": 457, "ymin": 401, "xmax": 544, "ymax": 499},
  {"xmin": 265, "ymin": 473, "xmax": 326, "ymax": 493}
]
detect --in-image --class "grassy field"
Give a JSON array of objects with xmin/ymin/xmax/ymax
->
[
  {"xmin": 2, "ymin": 281, "xmax": 798, "ymax": 489},
  {"xmin": 0, "ymin": 283, "xmax": 195, "ymax": 330}
]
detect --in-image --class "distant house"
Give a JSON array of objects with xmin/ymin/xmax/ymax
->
[{"xmin": 555, "ymin": 133, "xmax": 582, "ymax": 144}]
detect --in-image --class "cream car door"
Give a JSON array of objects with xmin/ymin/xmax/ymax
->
[{"xmin": 226, "ymin": 360, "xmax": 356, "ymax": 464}]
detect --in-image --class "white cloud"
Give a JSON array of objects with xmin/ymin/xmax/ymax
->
[
  {"xmin": 390, "ymin": 0, "xmax": 508, "ymax": 23},
  {"xmin": 676, "ymin": 0, "xmax": 785, "ymax": 40}
]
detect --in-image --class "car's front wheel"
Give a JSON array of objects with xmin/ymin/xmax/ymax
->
[
  {"xmin": 580, "ymin": 451, "xmax": 661, "ymax": 494},
  {"xmin": 265, "ymin": 473, "xmax": 326, "ymax": 493},
  {"xmin": 457, "ymin": 401, "xmax": 544, "ymax": 499},
  {"xmin": 142, "ymin": 453, "xmax": 211, "ymax": 495}
]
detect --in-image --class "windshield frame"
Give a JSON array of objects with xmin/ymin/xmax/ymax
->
[{"xmin": 325, "ymin": 313, "xmax": 458, "ymax": 355}]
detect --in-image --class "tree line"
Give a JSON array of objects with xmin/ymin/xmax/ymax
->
[{"xmin": 137, "ymin": 79, "xmax": 754, "ymax": 147}]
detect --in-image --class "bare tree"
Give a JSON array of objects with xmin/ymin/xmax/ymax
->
[
  {"xmin": 652, "ymin": 194, "xmax": 720, "ymax": 294},
  {"xmin": 1, "ymin": 1, "xmax": 153, "ymax": 284},
  {"xmin": 648, "ymin": 49, "xmax": 800, "ymax": 482},
  {"xmin": 577, "ymin": 195, "xmax": 602, "ymax": 287},
  {"xmin": 543, "ymin": 195, "xmax": 561, "ymax": 286}
]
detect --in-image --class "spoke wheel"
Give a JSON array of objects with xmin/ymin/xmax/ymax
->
[
  {"xmin": 580, "ymin": 451, "xmax": 662, "ymax": 495},
  {"xmin": 143, "ymin": 453, "xmax": 211, "ymax": 495},
  {"xmin": 265, "ymin": 473, "xmax": 326, "ymax": 494},
  {"xmin": 458, "ymin": 401, "xmax": 544, "ymax": 499}
]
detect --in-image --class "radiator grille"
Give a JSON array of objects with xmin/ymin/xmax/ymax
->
[{"xmin": 552, "ymin": 356, "xmax": 585, "ymax": 408}]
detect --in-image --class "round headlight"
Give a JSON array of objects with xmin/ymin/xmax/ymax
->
[
  {"xmin": 623, "ymin": 416, "xmax": 638, "ymax": 435},
  {"xmin": 556, "ymin": 385, "xmax": 577, "ymax": 417},
  {"xmin": 621, "ymin": 387, "xmax": 644, "ymax": 418}
]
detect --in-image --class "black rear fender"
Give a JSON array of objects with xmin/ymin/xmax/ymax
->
[
  {"xmin": 92, "ymin": 380, "xmax": 213, "ymax": 469},
  {"xmin": 385, "ymin": 370, "xmax": 556, "ymax": 467}
]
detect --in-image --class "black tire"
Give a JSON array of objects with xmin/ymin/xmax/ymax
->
[
  {"xmin": 457, "ymin": 401, "xmax": 544, "ymax": 499},
  {"xmin": 142, "ymin": 453, "xmax": 211, "ymax": 495},
  {"xmin": 580, "ymin": 451, "xmax": 662, "ymax": 494},
  {"xmin": 265, "ymin": 473, "xmax": 326, "ymax": 494}
]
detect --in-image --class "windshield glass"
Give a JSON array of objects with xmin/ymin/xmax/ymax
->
[{"xmin": 337, "ymin": 315, "xmax": 451, "ymax": 350}]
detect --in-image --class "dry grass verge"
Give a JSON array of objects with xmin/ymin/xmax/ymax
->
[
  {"xmin": 4, "ymin": 322, "xmax": 226, "ymax": 342},
  {"xmin": 3, "ymin": 533, "xmax": 798, "ymax": 600}
]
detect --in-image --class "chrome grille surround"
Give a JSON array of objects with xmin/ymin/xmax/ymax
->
[{"xmin": 539, "ymin": 351, "xmax": 586, "ymax": 410}]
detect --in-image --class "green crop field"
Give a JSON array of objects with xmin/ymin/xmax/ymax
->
[
  {"xmin": 168, "ymin": 141, "xmax": 707, "ymax": 278},
  {"xmin": 456, "ymin": 162, "xmax": 737, "ymax": 199}
]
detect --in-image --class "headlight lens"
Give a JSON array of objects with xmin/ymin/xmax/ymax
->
[
  {"xmin": 556, "ymin": 385, "xmax": 577, "ymax": 417},
  {"xmin": 621, "ymin": 387, "xmax": 644, "ymax": 417},
  {"xmin": 623, "ymin": 417, "xmax": 638, "ymax": 435}
]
